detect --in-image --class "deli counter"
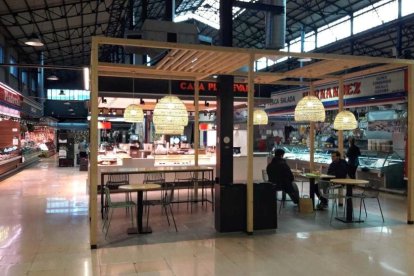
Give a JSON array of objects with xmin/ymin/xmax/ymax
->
[{"xmin": 281, "ymin": 145, "xmax": 405, "ymax": 191}]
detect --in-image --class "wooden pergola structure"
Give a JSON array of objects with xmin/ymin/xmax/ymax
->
[{"xmin": 89, "ymin": 36, "xmax": 414, "ymax": 248}]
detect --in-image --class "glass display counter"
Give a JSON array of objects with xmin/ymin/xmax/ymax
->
[
  {"xmin": 0, "ymin": 146, "xmax": 21, "ymax": 176},
  {"xmin": 280, "ymin": 145, "xmax": 405, "ymax": 190}
]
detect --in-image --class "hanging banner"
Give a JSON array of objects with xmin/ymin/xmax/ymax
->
[{"xmin": 265, "ymin": 69, "xmax": 406, "ymax": 115}]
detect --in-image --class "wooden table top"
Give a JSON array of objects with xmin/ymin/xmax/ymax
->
[
  {"xmin": 300, "ymin": 173, "xmax": 336, "ymax": 179},
  {"xmin": 101, "ymin": 166, "xmax": 214, "ymax": 174},
  {"xmin": 330, "ymin": 178, "xmax": 369, "ymax": 185},
  {"xmin": 119, "ymin": 184, "xmax": 161, "ymax": 191}
]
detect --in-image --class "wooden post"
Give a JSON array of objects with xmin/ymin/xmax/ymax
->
[
  {"xmin": 246, "ymin": 53, "xmax": 255, "ymax": 234},
  {"xmin": 337, "ymin": 78, "xmax": 344, "ymax": 205},
  {"xmin": 194, "ymin": 80, "xmax": 199, "ymax": 166},
  {"xmin": 309, "ymin": 83, "xmax": 315, "ymax": 172},
  {"xmin": 89, "ymin": 37, "xmax": 99, "ymax": 249},
  {"xmin": 407, "ymin": 64, "xmax": 414, "ymax": 224}
]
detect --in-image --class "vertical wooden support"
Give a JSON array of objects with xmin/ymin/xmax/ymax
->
[
  {"xmin": 338, "ymin": 78, "xmax": 344, "ymax": 155},
  {"xmin": 89, "ymin": 37, "xmax": 99, "ymax": 249},
  {"xmin": 246, "ymin": 53, "xmax": 255, "ymax": 234},
  {"xmin": 407, "ymin": 65, "xmax": 414, "ymax": 224},
  {"xmin": 337, "ymin": 78, "xmax": 344, "ymax": 205},
  {"xmin": 309, "ymin": 83, "xmax": 315, "ymax": 172},
  {"xmin": 194, "ymin": 80, "xmax": 199, "ymax": 166},
  {"xmin": 194, "ymin": 80, "xmax": 200, "ymax": 199}
]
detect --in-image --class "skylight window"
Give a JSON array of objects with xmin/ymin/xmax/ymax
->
[{"xmin": 175, "ymin": 0, "xmax": 258, "ymax": 30}]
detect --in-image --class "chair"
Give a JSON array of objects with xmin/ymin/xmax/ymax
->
[
  {"xmin": 104, "ymin": 174, "xmax": 131, "ymax": 213},
  {"xmin": 143, "ymin": 181, "xmax": 178, "ymax": 232},
  {"xmin": 173, "ymin": 171, "xmax": 195, "ymax": 210},
  {"xmin": 262, "ymin": 169, "xmax": 288, "ymax": 213},
  {"xmin": 317, "ymin": 180, "xmax": 347, "ymax": 224},
  {"xmin": 102, "ymin": 187, "xmax": 136, "ymax": 238},
  {"xmin": 352, "ymin": 181, "xmax": 385, "ymax": 222}
]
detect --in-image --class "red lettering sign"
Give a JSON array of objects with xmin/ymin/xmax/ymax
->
[
  {"xmin": 0, "ymin": 83, "xmax": 22, "ymax": 107},
  {"xmin": 179, "ymin": 81, "xmax": 248, "ymax": 93}
]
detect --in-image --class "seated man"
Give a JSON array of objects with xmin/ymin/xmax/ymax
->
[
  {"xmin": 316, "ymin": 150, "xmax": 348, "ymax": 209},
  {"xmin": 266, "ymin": 148, "xmax": 300, "ymax": 204}
]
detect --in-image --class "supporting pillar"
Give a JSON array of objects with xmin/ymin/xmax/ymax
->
[
  {"xmin": 407, "ymin": 64, "xmax": 414, "ymax": 224},
  {"xmin": 89, "ymin": 37, "xmax": 99, "ymax": 249},
  {"xmin": 246, "ymin": 54, "xmax": 255, "ymax": 234},
  {"xmin": 337, "ymin": 78, "xmax": 344, "ymax": 205},
  {"xmin": 194, "ymin": 80, "xmax": 199, "ymax": 166},
  {"xmin": 309, "ymin": 83, "xmax": 315, "ymax": 172}
]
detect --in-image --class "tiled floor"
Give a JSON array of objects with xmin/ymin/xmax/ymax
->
[{"xmin": 0, "ymin": 157, "xmax": 413, "ymax": 275}]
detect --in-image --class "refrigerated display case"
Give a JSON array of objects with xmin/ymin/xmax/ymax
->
[{"xmin": 280, "ymin": 145, "xmax": 405, "ymax": 191}]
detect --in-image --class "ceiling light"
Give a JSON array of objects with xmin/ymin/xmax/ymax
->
[
  {"xmin": 294, "ymin": 95, "xmax": 325, "ymax": 122},
  {"xmin": 333, "ymin": 110, "xmax": 358, "ymax": 130},
  {"xmin": 124, "ymin": 104, "xmax": 144, "ymax": 123},
  {"xmin": 25, "ymin": 33, "xmax": 44, "ymax": 47},
  {"xmin": 153, "ymin": 95, "xmax": 188, "ymax": 126},
  {"xmin": 59, "ymin": 90, "xmax": 65, "ymax": 96},
  {"xmin": 298, "ymin": 57, "xmax": 312, "ymax": 62},
  {"xmin": 47, "ymin": 74, "xmax": 59, "ymax": 81},
  {"xmin": 63, "ymin": 101, "xmax": 70, "ymax": 105},
  {"xmin": 102, "ymin": 97, "xmax": 107, "ymax": 104},
  {"xmin": 253, "ymin": 109, "xmax": 269, "ymax": 125}
]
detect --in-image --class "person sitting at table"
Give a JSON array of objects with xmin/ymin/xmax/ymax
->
[
  {"xmin": 266, "ymin": 148, "xmax": 300, "ymax": 204},
  {"xmin": 316, "ymin": 150, "xmax": 348, "ymax": 209}
]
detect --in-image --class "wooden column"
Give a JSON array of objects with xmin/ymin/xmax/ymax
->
[
  {"xmin": 194, "ymin": 80, "xmax": 199, "ymax": 166},
  {"xmin": 337, "ymin": 78, "xmax": 344, "ymax": 205},
  {"xmin": 337, "ymin": 78, "xmax": 344, "ymax": 154},
  {"xmin": 309, "ymin": 83, "xmax": 315, "ymax": 172},
  {"xmin": 246, "ymin": 53, "xmax": 255, "ymax": 234},
  {"xmin": 407, "ymin": 64, "xmax": 414, "ymax": 224},
  {"xmin": 89, "ymin": 37, "xmax": 99, "ymax": 249}
]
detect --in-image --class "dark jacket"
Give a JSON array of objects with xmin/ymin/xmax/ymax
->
[
  {"xmin": 327, "ymin": 159, "xmax": 348, "ymax": 178},
  {"xmin": 346, "ymin": 145, "xmax": 361, "ymax": 167},
  {"xmin": 266, "ymin": 156, "xmax": 294, "ymax": 187}
]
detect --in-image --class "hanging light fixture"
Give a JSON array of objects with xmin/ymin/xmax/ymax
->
[
  {"xmin": 253, "ymin": 109, "xmax": 268, "ymax": 125},
  {"xmin": 253, "ymin": 85, "xmax": 268, "ymax": 125},
  {"xmin": 153, "ymin": 80, "xmax": 188, "ymax": 134},
  {"xmin": 46, "ymin": 74, "xmax": 58, "ymax": 81},
  {"xmin": 25, "ymin": 33, "xmax": 44, "ymax": 47},
  {"xmin": 294, "ymin": 95, "xmax": 326, "ymax": 122},
  {"xmin": 124, "ymin": 78, "xmax": 144, "ymax": 123},
  {"xmin": 153, "ymin": 95, "xmax": 188, "ymax": 126},
  {"xmin": 333, "ymin": 110, "xmax": 357, "ymax": 130},
  {"xmin": 155, "ymin": 124, "xmax": 185, "ymax": 135}
]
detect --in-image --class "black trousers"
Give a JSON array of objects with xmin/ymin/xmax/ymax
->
[{"xmin": 348, "ymin": 165, "xmax": 358, "ymax": 179}]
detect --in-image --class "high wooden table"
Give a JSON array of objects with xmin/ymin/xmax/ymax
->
[
  {"xmin": 300, "ymin": 173, "xmax": 336, "ymax": 209},
  {"xmin": 119, "ymin": 183, "xmax": 161, "ymax": 234},
  {"xmin": 330, "ymin": 178, "xmax": 369, "ymax": 223},
  {"xmin": 100, "ymin": 166, "xmax": 215, "ymax": 218}
]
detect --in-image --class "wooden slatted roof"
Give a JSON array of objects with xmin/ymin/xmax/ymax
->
[{"xmin": 94, "ymin": 37, "xmax": 414, "ymax": 86}]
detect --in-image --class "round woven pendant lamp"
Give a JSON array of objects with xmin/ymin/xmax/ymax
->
[
  {"xmin": 294, "ymin": 95, "xmax": 326, "ymax": 122},
  {"xmin": 155, "ymin": 124, "xmax": 184, "ymax": 135},
  {"xmin": 253, "ymin": 109, "xmax": 268, "ymax": 125},
  {"xmin": 333, "ymin": 110, "xmax": 357, "ymax": 130},
  {"xmin": 153, "ymin": 95, "xmax": 188, "ymax": 126},
  {"xmin": 123, "ymin": 104, "xmax": 144, "ymax": 122}
]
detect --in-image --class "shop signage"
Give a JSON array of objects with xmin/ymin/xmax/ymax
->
[
  {"xmin": 0, "ymin": 82, "xmax": 23, "ymax": 108},
  {"xmin": 98, "ymin": 121, "xmax": 111, "ymax": 129},
  {"xmin": 266, "ymin": 70, "xmax": 406, "ymax": 114},
  {"xmin": 179, "ymin": 81, "xmax": 249, "ymax": 93},
  {"xmin": 0, "ymin": 105, "xmax": 20, "ymax": 117}
]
